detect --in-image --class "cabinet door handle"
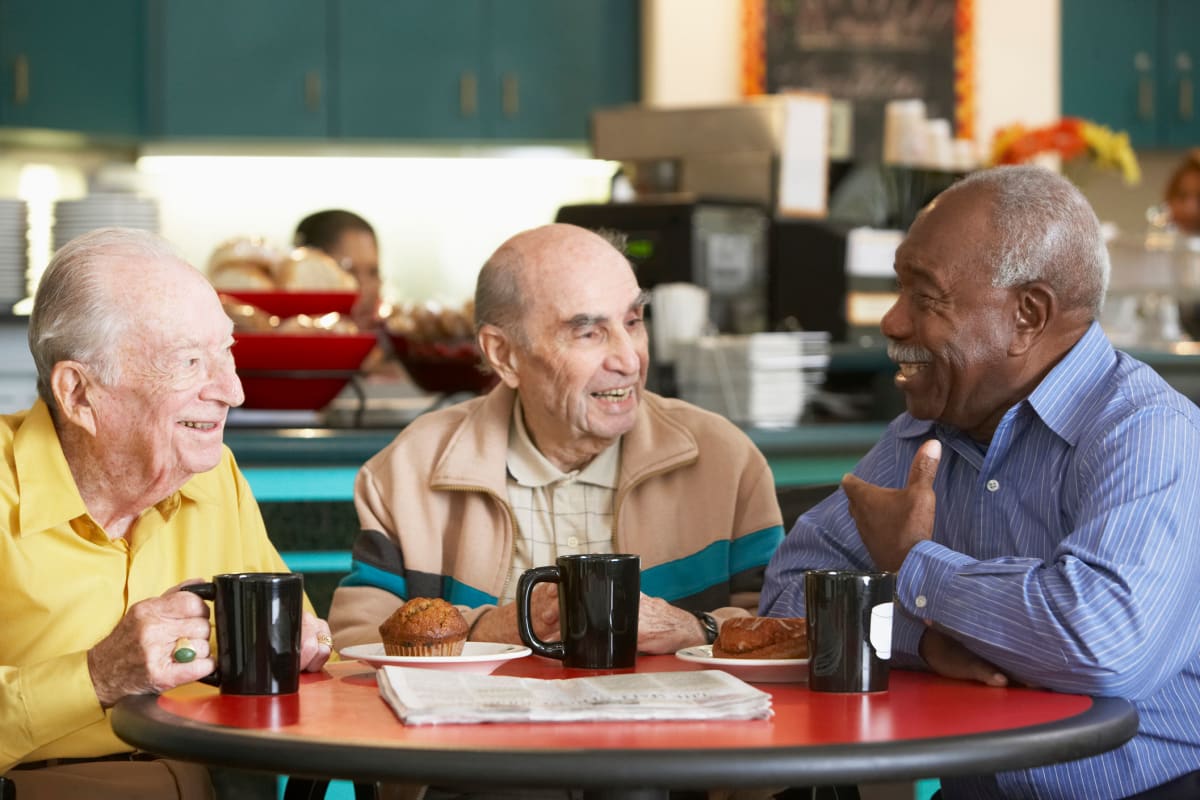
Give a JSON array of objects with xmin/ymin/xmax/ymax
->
[
  {"xmin": 1135, "ymin": 51, "xmax": 1154, "ymax": 121},
  {"xmin": 502, "ymin": 73, "xmax": 519, "ymax": 118},
  {"xmin": 1178, "ymin": 52, "xmax": 1194, "ymax": 121},
  {"xmin": 460, "ymin": 72, "xmax": 478, "ymax": 117},
  {"xmin": 305, "ymin": 71, "xmax": 322, "ymax": 112},
  {"xmin": 13, "ymin": 54, "xmax": 29, "ymax": 106}
]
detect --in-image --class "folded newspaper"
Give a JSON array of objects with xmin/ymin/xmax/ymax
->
[{"xmin": 377, "ymin": 666, "xmax": 773, "ymax": 725}]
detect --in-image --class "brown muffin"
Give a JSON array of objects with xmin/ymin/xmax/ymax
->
[
  {"xmin": 379, "ymin": 597, "xmax": 468, "ymax": 656},
  {"xmin": 712, "ymin": 617, "xmax": 808, "ymax": 660}
]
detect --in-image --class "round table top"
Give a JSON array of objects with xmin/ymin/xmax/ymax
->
[{"xmin": 112, "ymin": 654, "xmax": 1137, "ymax": 791}]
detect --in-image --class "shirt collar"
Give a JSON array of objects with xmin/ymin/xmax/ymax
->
[
  {"xmin": 506, "ymin": 397, "xmax": 621, "ymax": 489},
  {"xmin": 1023, "ymin": 321, "xmax": 1115, "ymax": 446},
  {"xmin": 13, "ymin": 399, "xmax": 217, "ymax": 538}
]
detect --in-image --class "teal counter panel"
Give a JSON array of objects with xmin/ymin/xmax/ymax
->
[{"xmin": 243, "ymin": 467, "xmax": 357, "ymax": 502}]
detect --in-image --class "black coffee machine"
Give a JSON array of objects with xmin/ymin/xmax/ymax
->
[{"xmin": 555, "ymin": 200, "xmax": 770, "ymax": 335}]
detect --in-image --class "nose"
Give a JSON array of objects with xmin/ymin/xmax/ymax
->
[
  {"xmin": 205, "ymin": 356, "xmax": 245, "ymax": 408},
  {"xmin": 880, "ymin": 295, "xmax": 909, "ymax": 341},
  {"xmin": 606, "ymin": 325, "xmax": 644, "ymax": 375}
]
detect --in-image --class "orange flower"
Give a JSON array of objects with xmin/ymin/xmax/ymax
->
[{"xmin": 989, "ymin": 117, "xmax": 1140, "ymax": 184}]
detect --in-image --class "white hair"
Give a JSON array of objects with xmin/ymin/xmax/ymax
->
[
  {"xmin": 947, "ymin": 165, "xmax": 1110, "ymax": 316},
  {"xmin": 29, "ymin": 227, "xmax": 182, "ymax": 411}
]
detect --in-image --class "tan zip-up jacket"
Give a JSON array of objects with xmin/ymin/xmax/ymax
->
[{"xmin": 329, "ymin": 386, "xmax": 784, "ymax": 646}]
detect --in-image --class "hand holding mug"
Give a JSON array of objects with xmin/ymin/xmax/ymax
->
[{"xmin": 87, "ymin": 583, "xmax": 214, "ymax": 708}]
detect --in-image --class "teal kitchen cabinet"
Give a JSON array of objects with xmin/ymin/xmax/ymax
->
[
  {"xmin": 146, "ymin": 0, "xmax": 329, "ymax": 138},
  {"xmin": 333, "ymin": 0, "xmax": 639, "ymax": 140},
  {"xmin": 1062, "ymin": 0, "xmax": 1200, "ymax": 149},
  {"xmin": 0, "ymin": 0, "xmax": 144, "ymax": 136}
]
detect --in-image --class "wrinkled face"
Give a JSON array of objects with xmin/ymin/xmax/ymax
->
[
  {"xmin": 880, "ymin": 190, "xmax": 1021, "ymax": 441},
  {"xmin": 327, "ymin": 229, "xmax": 382, "ymax": 328},
  {"xmin": 1169, "ymin": 170, "xmax": 1200, "ymax": 234},
  {"xmin": 509, "ymin": 245, "xmax": 649, "ymax": 462},
  {"xmin": 91, "ymin": 270, "xmax": 244, "ymax": 491}
]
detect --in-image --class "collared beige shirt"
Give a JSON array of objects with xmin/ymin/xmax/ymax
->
[{"xmin": 501, "ymin": 398, "xmax": 619, "ymax": 604}]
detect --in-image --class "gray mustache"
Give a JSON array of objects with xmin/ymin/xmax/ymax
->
[{"xmin": 887, "ymin": 341, "xmax": 932, "ymax": 363}]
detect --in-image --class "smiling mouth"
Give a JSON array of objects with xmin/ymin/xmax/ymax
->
[
  {"xmin": 897, "ymin": 363, "xmax": 928, "ymax": 379},
  {"xmin": 180, "ymin": 421, "xmax": 219, "ymax": 431},
  {"xmin": 591, "ymin": 387, "xmax": 634, "ymax": 402}
]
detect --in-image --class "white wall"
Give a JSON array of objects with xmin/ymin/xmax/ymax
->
[{"xmin": 642, "ymin": 0, "xmax": 743, "ymax": 107}]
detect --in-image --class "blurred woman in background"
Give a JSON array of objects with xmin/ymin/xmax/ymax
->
[
  {"xmin": 295, "ymin": 209, "xmax": 383, "ymax": 329},
  {"xmin": 1165, "ymin": 150, "xmax": 1200, "ymax": 235}
]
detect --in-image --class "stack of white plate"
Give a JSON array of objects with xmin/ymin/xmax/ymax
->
[
  {"xmin": 675, "ymin": 332, "xmax": 831, "ymax": 428},
  {"xmin": 0, "ymin": 200, "xmax": 28, "ymax": 305},
  {"xmin": 53, "ymin": 192, "xmax": 159, "ymax": 251}
]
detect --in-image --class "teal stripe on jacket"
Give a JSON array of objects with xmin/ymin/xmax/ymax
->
[
  {"xmin": 641, "ymin": 525, "xmax": 784, "ymax": 601},
  {"xmin": 340, "ymin": 560, "xmax": 499, "ymax": 607}
]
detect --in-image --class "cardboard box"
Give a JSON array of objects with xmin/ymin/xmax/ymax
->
[{"xmin": 591, "ymin": 97, "xmax": 852, "ymax": 162}]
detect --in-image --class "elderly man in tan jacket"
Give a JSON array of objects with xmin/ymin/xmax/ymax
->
[{"xmin": 330, "ymin": 223, "xmax": 784, "ymax": 656}]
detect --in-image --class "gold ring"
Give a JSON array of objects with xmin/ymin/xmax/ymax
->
[
  {"xmin": 317, "ymin": 634, "xmax": 334, "ymax": 648},
  {"xmin": 172, "ymin": 638, "xmax": 196, "ymax": 664}
]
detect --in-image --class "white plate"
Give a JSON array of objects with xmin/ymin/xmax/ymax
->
[
  {"xmin": 675, "ymin": 645, "xmax": 808, "ymax": 684},
  {"xmin": 339, "ymin": 641, "xmax": 531, "ymax": 674}
]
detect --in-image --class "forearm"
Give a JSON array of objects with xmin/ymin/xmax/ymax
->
[{"xmin": 900, "ymin": 540, "xmax": 1200, "ymax": 696}]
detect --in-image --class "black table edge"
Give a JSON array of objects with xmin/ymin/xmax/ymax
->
[{"xmin": 112, "ymin": 692, "xmax": 1138, "ymax": 790}]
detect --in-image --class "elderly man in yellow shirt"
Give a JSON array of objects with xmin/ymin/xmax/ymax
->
[{"xmin": 0, "ymin": 228, "xmax": 334, "ymax": 799}]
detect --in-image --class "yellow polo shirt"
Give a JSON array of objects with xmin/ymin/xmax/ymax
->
[{"xmin": 0, "ymin": 400, "xmax": 296, "ymax": 771}]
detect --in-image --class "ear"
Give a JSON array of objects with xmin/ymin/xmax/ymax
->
[
  {"xmin": 1009, "ymin": 281, "xmax": 1055, "ymax": 356},
  {"xmin": 50, "ymin": 361, "xmax": 99, "ymax": 436},
  {"xmin": 477, "ymin": 324, "xmax": 521, "ymax": 389}
]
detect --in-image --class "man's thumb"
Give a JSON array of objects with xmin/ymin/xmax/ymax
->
[{"xmin": 908, "ymin": 438, "xmax": 941, "ymax": 488}]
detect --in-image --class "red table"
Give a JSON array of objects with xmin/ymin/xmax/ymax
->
[{"xmin": 112, "ymin": 655, "xmax": 1136, "ymax": 796}]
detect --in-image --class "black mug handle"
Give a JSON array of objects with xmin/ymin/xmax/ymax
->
[
  {"xmin": 180, "ymin": 582, "xmax": 220, "ymax": 687},
  {"xmin": 516, "ymin": 566, "xmax": 564, "ymax": 660}
]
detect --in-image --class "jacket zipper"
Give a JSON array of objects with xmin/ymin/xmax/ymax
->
[{"xmin": 437, "ymin": 484, "xmax": 522, "ymax": 602}]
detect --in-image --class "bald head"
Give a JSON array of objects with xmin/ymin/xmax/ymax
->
[
  {"xmin": 474, "ymin": 224, "xmax": 630, "ymax": 342},
  {"xmin": 29, "ymin": 228, "xmax": 211, "ymax": 410}
]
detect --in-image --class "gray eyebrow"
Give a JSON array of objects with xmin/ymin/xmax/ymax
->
[{"xmin": 566, "ymin": 291, "xmax": 650, "ymax": 329}]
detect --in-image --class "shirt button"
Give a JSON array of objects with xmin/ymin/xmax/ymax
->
[
  {"xmin": 567, "ymin": 536, "xmax": 579, "ymax": 547},
  {"xmin": 915, "ymin": 595, "xmax": 928, "ymax": 608},
  {"xmin": 986, "ymin": 479, "xmax": 1000, "ymax": 492}
]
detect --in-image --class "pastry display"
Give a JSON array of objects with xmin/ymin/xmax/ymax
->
[
  {"xmin": 379, "ymin": 597, "xmax": 469, "ymax": 657},
  {"xmin": 711, "ymin": 616, "xmax": 808, "ymax": 660}
]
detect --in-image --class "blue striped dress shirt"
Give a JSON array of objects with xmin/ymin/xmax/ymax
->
[{"xmin": 761, "ymin": 322, "xmax": 1200, "ymax": 799}]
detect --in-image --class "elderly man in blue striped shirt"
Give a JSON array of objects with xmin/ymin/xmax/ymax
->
[{"xmin": 762, "ymin": 164, "xmax": 1200, "ymax": 799}]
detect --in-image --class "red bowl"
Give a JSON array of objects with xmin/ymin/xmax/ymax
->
[
  {"xmin": 387, "ymin": 334, "xmax": 498, "ymax": 395},
  {"xmin": 232, "ymin": 331, "xmax": 377, "ymax": 410},
  {"xmin": 221, "ymin": 290, "xmax": 358, "ymax": 318}
]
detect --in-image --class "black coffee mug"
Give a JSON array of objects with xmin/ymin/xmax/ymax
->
[
  {"xmin": 517, "ymin": 554, "xmax": 640, "ymax": 669},
  {"xmin": 805, "ymin": 569, "xmax": 895, "ymax": 693},
  {"xmin": 183, "ymin": 572, "xmax": 304, "ymax": 695}
]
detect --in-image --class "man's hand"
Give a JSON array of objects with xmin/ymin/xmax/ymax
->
[
  {"xmin": 841, "ymin": 438, "xmax": 941, "ymax": 572},
  {"xmin": 635, "ymin": 594, "xmax": 707, "ymax": 654},
  {"xmin": 468, "ymin": 584, "xmax": 560, "ymax": 645},
  {"xmin": 300, "ymin": 611, "xmax": 334, "ymax": 672},
  {"xmin": 87, "ymin": 584, "xmax": 214, "ymax": 708},
  {"xmin": 919, "ymin": 628, "xmax": 1008, "ymax": 687}
]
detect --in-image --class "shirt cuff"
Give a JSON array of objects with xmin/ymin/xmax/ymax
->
[
  {"xmin": 22, "ymin": 651, "xmax": 106, "ymax": 749},
  {"xmin": 895, "ymin": 539, "xmax": 975, "ymax": 655}
]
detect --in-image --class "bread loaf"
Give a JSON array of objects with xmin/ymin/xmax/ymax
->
[
  {"xmin": 276, "ymin": 247, "xmax": 358, "ymax": 291},
  {"xmin": 712, "ymin": 616, "xmax": 808, "ymax": 660}
]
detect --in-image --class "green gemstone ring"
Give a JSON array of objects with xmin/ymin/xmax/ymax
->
[{"xmin": 173, "ymin": 638, "xmax": 197, "ymax": 663}]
